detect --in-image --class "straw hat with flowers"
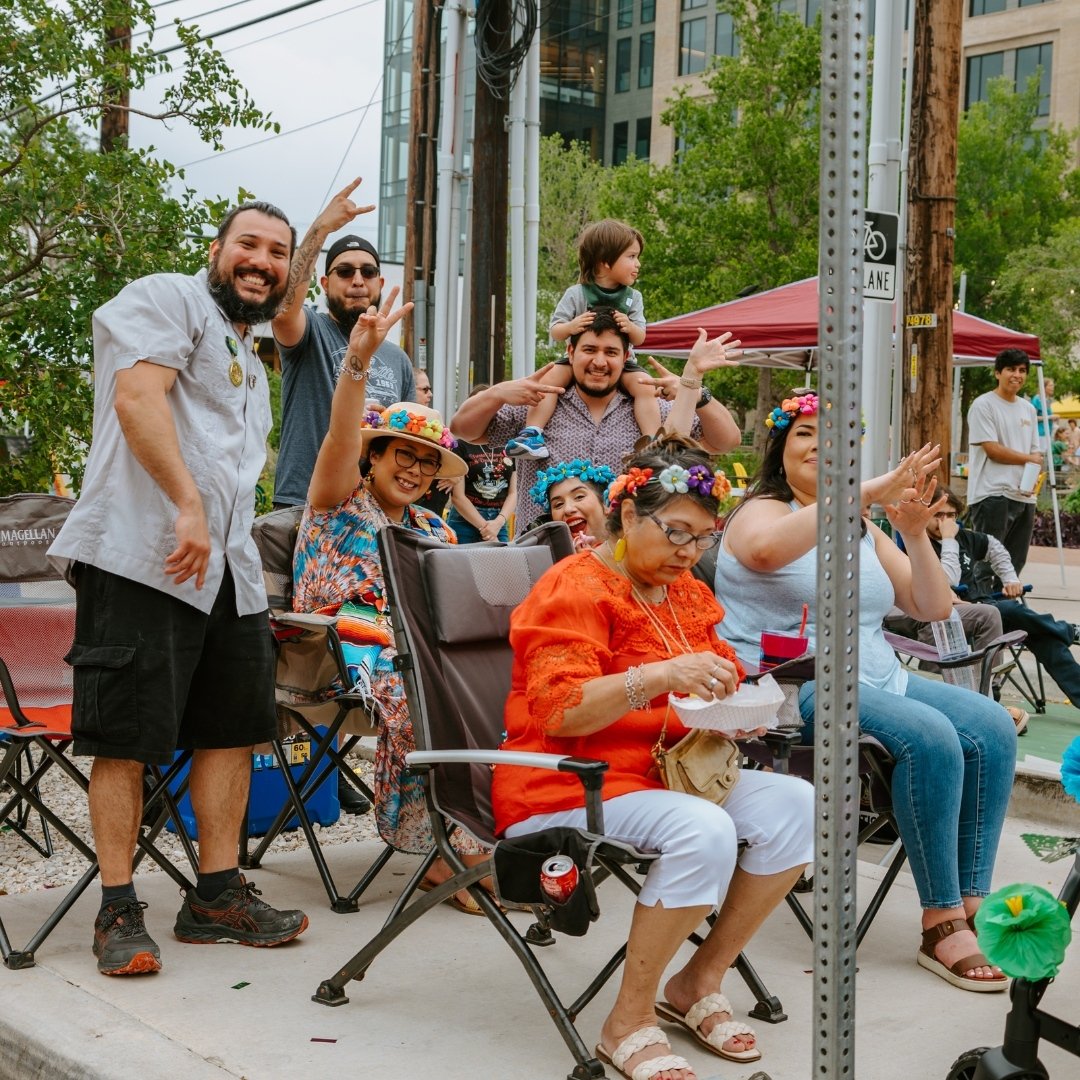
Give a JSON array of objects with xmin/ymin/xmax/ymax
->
[{"xmin": 359, "ymin": 402, "xmax": 467, "ymax": 479}]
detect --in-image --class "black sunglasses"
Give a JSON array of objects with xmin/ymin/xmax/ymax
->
[{"xmin": 330, "ymin": 264, "xmax": 380, "ymax": 280}]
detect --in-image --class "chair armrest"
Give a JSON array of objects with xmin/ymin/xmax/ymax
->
[
  {"xmin": 271, "ymin": 612, "xmax": 339, "ymax": 629},
  {"xmin": 407, "ymin": 750, "xmax": 610, "ymax": 832}
]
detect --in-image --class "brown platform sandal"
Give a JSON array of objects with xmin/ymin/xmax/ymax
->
[{"xmin": 917, "ymin": 918, "xmax": 1007, "ymax": 992}]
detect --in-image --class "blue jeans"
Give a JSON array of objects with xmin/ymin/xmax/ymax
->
[
  {"xmin": 799, "ymin": 675, "xmax": 1016, "ymax": 908},
  {"xmin": 989, "ymin": 598, "xmax": 1080, "ymax": 708},
  {"xmin": 444, "ymin": 506, "xmax": 508, "ymax": 545}
]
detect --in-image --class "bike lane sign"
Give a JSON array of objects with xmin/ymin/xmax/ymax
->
[{"xmin": 863, "ymin": 210, "xmax": 899, "ymax": 302}]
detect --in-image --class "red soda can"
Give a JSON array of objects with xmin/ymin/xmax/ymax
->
[{"xmin": 540, "ymin": 855, "xmax": 579, "ymax": 904}]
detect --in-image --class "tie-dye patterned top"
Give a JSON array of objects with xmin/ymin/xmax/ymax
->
[
  {"xmin": 293, "ymin": 481, "xmax": 455, "ymax": 616},
  {"xmin": 292, "ymin": 480, "xmax": 460, "ymax": 855}
]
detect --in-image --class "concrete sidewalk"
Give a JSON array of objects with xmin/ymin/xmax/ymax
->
[{"xmin": 2, "ymin": 810, "xmax": 1079, "ymax": 1080}]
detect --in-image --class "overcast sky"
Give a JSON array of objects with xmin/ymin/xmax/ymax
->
[{"xmin": 129, "ymin": 0, "xmax": 390, "ymax": 245}]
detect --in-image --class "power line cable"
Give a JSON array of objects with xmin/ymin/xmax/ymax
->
[{"xmin": 316, "ymin": 2, "xmax": 412, "ymax": 208}]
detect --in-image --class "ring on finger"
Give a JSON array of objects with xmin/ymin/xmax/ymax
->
[{"xmin": 708, "ymin": 677, "xmax": 719, "ymax": 689}]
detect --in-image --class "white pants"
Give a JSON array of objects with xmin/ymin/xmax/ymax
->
[{"xmin": 504, "ymin": 770, "xmax": 815, "ymax": 910}]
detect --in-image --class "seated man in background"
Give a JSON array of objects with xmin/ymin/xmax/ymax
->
[{"xmin": 887, "ymin": 486, "xmax": 1080, "ymax": 720}]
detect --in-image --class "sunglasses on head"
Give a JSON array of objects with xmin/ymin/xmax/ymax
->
[{"xmin": 330, "ymin": 264, "xmax": 380, "ymax": 280}]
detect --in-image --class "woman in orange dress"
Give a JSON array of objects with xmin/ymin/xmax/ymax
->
[{"xmin": 492, "ymin": 434, "xmax": 814, "ymax": 1080}]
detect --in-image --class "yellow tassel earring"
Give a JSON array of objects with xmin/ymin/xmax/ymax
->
[{"xmin": 613, "ymin": 537, "xmax": 627, "ymax": 562}]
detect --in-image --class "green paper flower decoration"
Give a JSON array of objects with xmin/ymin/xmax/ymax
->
[{"xmin": 975, "ymin": 882, "xmax": 1072, "ymax": 981}]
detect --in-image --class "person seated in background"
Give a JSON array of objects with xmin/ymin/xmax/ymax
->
[
  {"xmin": 494, "ymin": 434, "xmax": 815, "ymax": 1079},
  {"xmin": 914, "ymin": 486, "xmax": 1080, "ymax": 713},
  {"xmin": 445, "ymin": 384, "xmax": 517, "ymax": 543},
  {"xmin": 292, "ymin": 291, "xmax": 492, "ymax": 915},
  {"xmin": 714, "ymin": 394, "xmax": 1015, "ymax": 993},
  {"xmin": 529, "ymin": 458, "xmax": 616, "ymax": 550}
]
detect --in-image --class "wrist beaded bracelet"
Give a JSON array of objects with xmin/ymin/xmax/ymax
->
[
  {"xmin": 625, "ymin": 664, "xmax": 650, "ymax": 711},
  {"xmin": 679, "ymin": 374, "xmax": 703, "ymax": 389},
  {"xmin": 340, "ymin": 355, "xmax": 369, "ymax": 382}
]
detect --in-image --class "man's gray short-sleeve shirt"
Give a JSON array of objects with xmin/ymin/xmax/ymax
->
[{"xmin": 49, "ymin": 268, "xmax": 272, "ymax": 615}]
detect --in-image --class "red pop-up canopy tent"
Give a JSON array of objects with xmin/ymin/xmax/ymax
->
[{"xmin": 643, "ymin": 276, "xmax": 1042, "ymax": 367}]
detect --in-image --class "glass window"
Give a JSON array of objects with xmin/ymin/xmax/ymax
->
[
  {"xmin": 617, "ymin": 0, "xmax": 633, "ymax": 29},
  {"xmin": 679, "ymin": 17, "xmax": 707, "ymax": 75},
  {"xmin": 640, "ymin": 0, "xmax": 655, "ymax": 23},
  {"xmin": 775, "ymin": 0, "xmax": 797, "ymax": 14},
  {"xmin": 639, "ymin": 32, "xmax": 654, "ymax": 89},
  {"xmin": 1016, "ymin": 42, "xmax": 1052, "ymax": 116},
  {"xmin": 965, "ymin": 51, "xmax": 1004, "ymax": 110},
  {"xmin": 635, "ymin": 116, "xmax": 652, "ymax": 160},
  {"xmin": 715, "ymin": 12, "xmax": 738, "ymax": 57},
  {"xmin": 806, "ymin": 0, "xmax": 822, "ymax": 23},
  {"xmin": 615, "ymin": 37, "xmax": 632, "ymax": 93},
  {"xmin": 1018, "ymin": 0, "xmax": 1046, "ymax": 6},
  {"xmin": 612, "ymin": 120, "xmax": 629, "ymax": 166},
  {"xmin": 681, "ymin": 0, "xmax": 707, "ymax": 8},
  {"xmin": 969, "ymin": 0, "xmax": 1006, "ymax": 14}
]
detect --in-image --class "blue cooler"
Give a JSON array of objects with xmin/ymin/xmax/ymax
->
[{"xmin": 166, "ymin": 728, "xmax": 340, "ymax": 838}]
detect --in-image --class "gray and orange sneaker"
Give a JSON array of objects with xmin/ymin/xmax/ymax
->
[
  {"xmin": 93, "ymin": 898, "xmax": 162, "ymax": 975},
  {"xmin": 173, "ymin": 875, "xmax": 308, "ymax": 946}
]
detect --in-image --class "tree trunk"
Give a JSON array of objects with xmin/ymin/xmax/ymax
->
[
  {"xmin": 902, "ymin": 0, "xmax": 963, "ymax": 469},
  {"xmin": 100, "ymin": 15, "xmax": 130, "ymax": 152}
]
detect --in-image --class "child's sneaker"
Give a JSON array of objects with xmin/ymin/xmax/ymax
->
[{"xmin": 505, "ymin": 426, "xmax": 549, "ymax": 459}]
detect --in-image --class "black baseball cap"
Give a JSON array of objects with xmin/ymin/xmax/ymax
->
[{"xmin": 325, "ymin": 235, "xmax": 380, "ymax": 274}]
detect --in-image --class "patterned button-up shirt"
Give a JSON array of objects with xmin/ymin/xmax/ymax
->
[{"xmin": 485, "ymin": 389, "xmax": 700, "ymax": 528}]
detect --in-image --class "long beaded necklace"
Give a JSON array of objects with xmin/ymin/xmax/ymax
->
[{"xmin": 592, "ymin": 545, "xmax": 695, "ymax": 658}]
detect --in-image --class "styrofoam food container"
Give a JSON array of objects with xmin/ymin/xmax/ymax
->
[{"xmin": 669, "ymin": 673, "xmax": 785, "ymax": 733}]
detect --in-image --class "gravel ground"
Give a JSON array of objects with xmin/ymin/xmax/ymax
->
[{"xmin": 0, "ymin": 749, "xmax": 380, "ymax": 897}]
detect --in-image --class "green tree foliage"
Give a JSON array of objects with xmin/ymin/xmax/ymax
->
[
  {"xmin": 599, "ymin": 0, "xmax": 822, "ymax": 430},
  {"xmin": 993, "ymin": 220, "xmax": 1080, "ymax": 389},
  {"xmin": 954, "ymin": 73, "xmax": 1079, "ymax": 401},
  {"xmin": 956, "ymin": 74, "xmax": 1079, "ymax": 326},
  {"xmin": 0, "ymin": 0, "xmax": 277, "ymax": 495}
]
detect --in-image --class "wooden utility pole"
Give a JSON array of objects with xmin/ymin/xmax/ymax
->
[
  {"xmin": 469, "ymin": 9, "xmax": 510, "ymax": 386},
  {"xmin": 402, "ymin": 1, "xmax": 439, "ymax": 359},
  {"xmin": 902, "ymin": 0, "xmax": 963, "ymax": 461},
  {"xmin": 100, "ymin": 8, "xmax": 131, "ymax": 151}
]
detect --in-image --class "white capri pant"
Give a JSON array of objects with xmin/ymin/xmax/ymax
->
[{"xmin": 504, "ymin": 769, "xmax": 815, "ymax": 910}]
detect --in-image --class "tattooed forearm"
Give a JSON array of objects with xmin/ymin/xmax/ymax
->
[{"xmin": 281, "ymin": 229, "xmax": 324, "ymax": 310}]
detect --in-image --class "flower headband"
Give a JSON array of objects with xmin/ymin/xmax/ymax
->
[
  {"xmin": 765, "ymin": 392, "xmax": 819, "ymax": 436},
  {"xmin": 605, "ymin": 464, "xmax": 731, "ymax": 512},
  {"xmin": 529, "ymin": 458, "xmax": 616, "ymax": 510},
  {"xmin": 362, "ymin": 407, "xmax": 458, "ymax": 450}
]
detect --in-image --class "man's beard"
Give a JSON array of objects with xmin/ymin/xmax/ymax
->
[
  {"xmin": 207, "ymin": 257, "xmax": 286, "ymax": 325},
  {"xmin": 575, "ymin": 372, "xmax": 620, "ymax": 398},
  {"xmin": 327, "ymin": 290, "xmax": 382, "ymax": 334}
]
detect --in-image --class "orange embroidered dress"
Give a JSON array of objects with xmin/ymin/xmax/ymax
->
[{"xmin": 492, "ymin": 551, "xmax": 744, "ymax": 836}]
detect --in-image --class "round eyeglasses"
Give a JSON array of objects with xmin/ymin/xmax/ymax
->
[
  {"xmin": 646, "ymin": 515, "xmax": 721, "ymax": 550},
  {"xmin": 393, "ymin": 447, "xmax": 440, "ymax": 476}
]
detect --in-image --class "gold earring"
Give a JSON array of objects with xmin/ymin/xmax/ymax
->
[{"xmin": 613, "ymin": 537, "xmax": 627, "ymax": 562}]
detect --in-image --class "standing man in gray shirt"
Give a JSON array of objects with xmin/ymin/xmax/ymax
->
[
  {"xmin": 966, "ymin": 347, "xmax": 1043, "ymax": 582},
  {"xmin": 272, "ymin": 178, "xmax": 416, "ymax": 508},
  {"xmin": 49, "ymin": 202, "xmax": 309, "ymax": 976}
]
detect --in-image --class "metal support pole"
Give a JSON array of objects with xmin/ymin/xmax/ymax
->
[
  {"xmin": 432, "ymin": 0, "xmax": 465, "ymax": 419},
  {"xmin": 816, "ymin": 2, "xmax": 867, "ymax": 1075},
  {"xmin": 523, "ymin": 17, "xmax": 541, "ymax": 375},
  {"xmin": 862, "ymin": 0, "xmax": 903, "ymax": 478}
]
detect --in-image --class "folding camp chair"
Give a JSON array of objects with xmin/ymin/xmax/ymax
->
[
  {"xmin": 312, "ymin": 523, "xmax": 788, "ymax": 1078},
  {"xmin": 0, "ymin": 494, "xmax": 196, "ymax": 969},
  {"xmin": 247, "ymin": 506, "xmax": 389, "ymax": 913}
]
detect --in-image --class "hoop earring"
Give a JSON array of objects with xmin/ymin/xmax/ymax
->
[{"xmin": 613, "ymin": 537, "xmax": 627, "ymax": 562}]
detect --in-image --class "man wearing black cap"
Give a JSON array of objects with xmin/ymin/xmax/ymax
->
[{"xmin": 272, "ymin": 178, "xmax": 417, "ymax": 509}]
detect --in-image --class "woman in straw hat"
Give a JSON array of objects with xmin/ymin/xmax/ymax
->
[{"xmin": 293, "ymin": 290, "xmax": 486, "ymax": 912}]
